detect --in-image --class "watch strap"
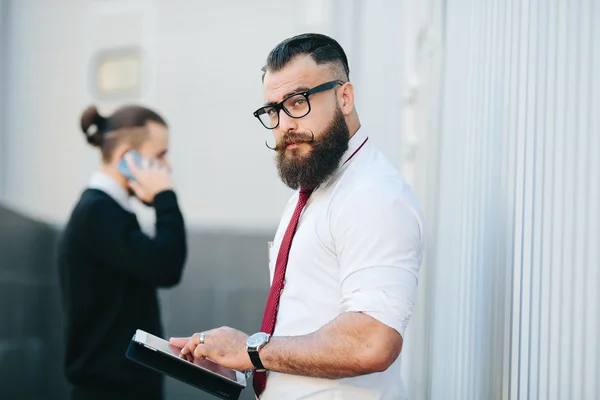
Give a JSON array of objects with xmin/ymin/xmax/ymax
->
[{"xmin": 248, "ymin": 348, "xmax": 266, "ymax": 370}]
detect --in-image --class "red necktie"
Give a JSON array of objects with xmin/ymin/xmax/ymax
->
[{"xmin": 253, "ymin": 188, "xmax": 313, "ymax": 397}]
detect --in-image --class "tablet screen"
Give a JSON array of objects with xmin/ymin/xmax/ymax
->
[{"xmin": 137, "ymin": 330, "xmax": 243, "ymax": 385}]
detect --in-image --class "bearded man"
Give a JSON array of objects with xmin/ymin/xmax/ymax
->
[{"xmin": 171, "ymin": 33, "xmax": 425, "ymax": 400}]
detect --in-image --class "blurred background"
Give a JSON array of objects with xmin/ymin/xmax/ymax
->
[{"xmin": 0, "ymin": 0, "xmax": 598, "ymax": 399}]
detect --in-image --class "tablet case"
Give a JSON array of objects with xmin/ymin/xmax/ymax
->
[{"xmin": 126, "ymin": 335, "xmax": 245, "ymax": 399}]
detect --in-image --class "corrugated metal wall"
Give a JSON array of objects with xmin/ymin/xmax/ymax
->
[
  {"xmin": 0, "ymin": 0, "xmax": 7, "ymax": 197},
  {"xmin": 404, "ymin": 0, "xmax": 600, "ymax": 398}
]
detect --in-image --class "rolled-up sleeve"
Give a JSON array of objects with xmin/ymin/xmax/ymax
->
[{"xmin": 331, "ymin": 185, "xmax": 424, "ymax": 337}]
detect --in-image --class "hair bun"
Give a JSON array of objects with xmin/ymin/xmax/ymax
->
[{"xmin": 80, "ymin": 105, "xmax": 107, "ymax": 147}]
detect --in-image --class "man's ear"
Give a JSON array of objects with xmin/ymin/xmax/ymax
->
[
  {"xmin": 112, "ymin": 144, "xmax": 132, "ymax": 166},
  {"xmin": 338, "ymin": 82, "xmax": 355, "ymax": 115}
]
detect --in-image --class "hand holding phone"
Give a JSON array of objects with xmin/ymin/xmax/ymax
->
[{"xmin": 121, "ymin": 150, "xmax": 173, "ymax": 203}]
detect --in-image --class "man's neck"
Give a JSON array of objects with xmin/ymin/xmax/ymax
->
[
  {"xmin": 100, "ymin": 165, "xmax": 128, "ymax": 191},
  {"xmin": 346, "ymin": 113, "xmax": 361, "ymax": 139}
]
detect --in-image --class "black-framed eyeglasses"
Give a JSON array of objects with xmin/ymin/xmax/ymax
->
[{"xmin": 253, "ymin": 80, "xmax": 344, "ymax": 130}]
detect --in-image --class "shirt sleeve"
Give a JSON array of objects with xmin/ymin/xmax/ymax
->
[
  {"xmin": 86, "ymin": 190, "xmax": 188, "ymax": 287},
  {"xmin": 330, "ymin": 185, "xmax": 424, "ymax": 337}
]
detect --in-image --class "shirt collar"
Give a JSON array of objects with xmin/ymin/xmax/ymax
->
[
  {"xmin": 340, "ymin": 126, "xmax": 368, "ymax": 167},
  {"xmin": 87, "ymin": 171, "xmax": 133, "ymax": 212}
]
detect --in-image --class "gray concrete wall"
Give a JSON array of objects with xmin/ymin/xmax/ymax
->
[
  {"xmin": 0, "ymin": 205, "xmax": 67, "ymax": 399},
  {"xmin": 0, "ymin": 205, "xmax": 271, "ymax": 400}
]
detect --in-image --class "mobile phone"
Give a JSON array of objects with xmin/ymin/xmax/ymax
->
[{"xmin": 118, "ymin": 150, "xmax": 144, "ymax": 181}]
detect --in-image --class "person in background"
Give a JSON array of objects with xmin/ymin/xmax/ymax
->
[
  {"xmin": 58, "ymin": 105, "xmax": 187, "ymax": 400},
  {"xmin": 170, "ymin": 33, "xmax": 424, "ymax": 400}
]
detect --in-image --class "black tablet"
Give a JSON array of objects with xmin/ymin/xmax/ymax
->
[{"xmin": 126, "ymin": 329, "xmax": 247, "ymax": 399}]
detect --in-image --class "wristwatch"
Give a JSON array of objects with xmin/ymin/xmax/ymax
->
[{"xmin": 246, "ymin": 332, "xmax": 271, "ymax": 371}]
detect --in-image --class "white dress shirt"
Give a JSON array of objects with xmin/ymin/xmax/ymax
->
[{"xmin": 261, "ymin": 127, "xmax": 425, "ymax": 400}]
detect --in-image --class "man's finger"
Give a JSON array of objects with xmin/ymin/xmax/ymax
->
[
  {"xmin": 193, "ymin": 344, "xmax": 208, "ymax": 359},
  {"xmin": 169, "ymin": 337, "xmax": 190, "ymax": 348},
  {"xmin": 188, "ymin": 341, "xmax": 200, "ymax": 355},
  {"xmin": 182, "ymin": 340, "xmax": 196, "ymax": 355},
  {"xmin": 181, "ymin": 333, "xmax": 201, "ymax": 355},
  {"xmin": 128, "ymin": 181, "xmax": 144, "ymax": 198},
  {"xmin": 181, "ymin": 342, "xmax": 191, "ymax": 355}
]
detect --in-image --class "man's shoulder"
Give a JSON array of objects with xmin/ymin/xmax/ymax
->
[
  {"xmin": 334, "ymin": 177, "xmax": 417, "ymax": 214},
  {"xmin": 336, "ymin": 154, "xmax": 413, "ymax": 204},
  {"xmin": 60, "ymin": 190, "xmax": 115, "ymax": 250},
  {"xmin": 330, "ymin": 151, "xmax": 423, "ymax": 224},
  {"xmin": 72, "ymin": 189, "xmax": 132, "ymax": 222}
]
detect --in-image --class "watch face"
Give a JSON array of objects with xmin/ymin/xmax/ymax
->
[{"xmin": 247, "ymin": 332, "xmax": 269, "ymax": 348}]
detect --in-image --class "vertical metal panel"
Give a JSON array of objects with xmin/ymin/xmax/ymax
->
[
  {"xmin": 0, "ymin": 0, "xmax": 8, "ymax": 198},
  {"xmin": 402, "ymin": 0, "xmax": 600, "ymax": 398}
]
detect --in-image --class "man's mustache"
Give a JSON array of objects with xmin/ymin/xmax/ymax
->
[{"xmin": 265, "ymin": 131, "xmax": 315, "ymax": 151}]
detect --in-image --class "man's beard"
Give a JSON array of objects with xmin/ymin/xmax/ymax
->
[{"xmin": 275, "ymin": 107, "xmax": 350, "ymax": 190}]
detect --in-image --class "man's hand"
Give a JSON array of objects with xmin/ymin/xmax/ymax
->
[
  {"xmin": 170, "ymin": 327, "xmax": 252, "ymax": 371},
  {"xmin": 126, "ymin": 154, "xmax": 173, "ymax": 203}
]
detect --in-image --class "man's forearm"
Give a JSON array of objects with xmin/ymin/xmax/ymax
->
[
  {"xmin": 259, "ymin": 334, "xmax": 363, "ymax": 379},
  {"xmin": 258, "ymin": 312, "xmax": 402, "ymax": 379}
]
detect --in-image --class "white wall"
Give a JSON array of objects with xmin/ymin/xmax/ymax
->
[
  {"xmin": 0, "ymin": 0, "xmax": 407, "ymax": 231},
  {"xmin": 3, "ymin": 0, "xmax": 95, "ymax": 222},
  {"xmin": 344, "ymin": 0, "xmax": 407, "ymax": 175}
]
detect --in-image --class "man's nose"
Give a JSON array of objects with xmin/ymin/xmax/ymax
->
[
  {"xmin": 162, "ymin": 157, "xmax": 172, "ymax": 172},
  {"xmin": 277, "ymin": 110, "xmax": 298, "ymax": 133}
]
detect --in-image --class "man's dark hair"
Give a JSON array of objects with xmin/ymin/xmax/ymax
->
[
  {"xmin": 80, "ymin": 105, "xmax": 168, "ymax": 162},
  {"xmin": 262, "ymin": 33, "xmax": 350, "ymax": 82}
]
